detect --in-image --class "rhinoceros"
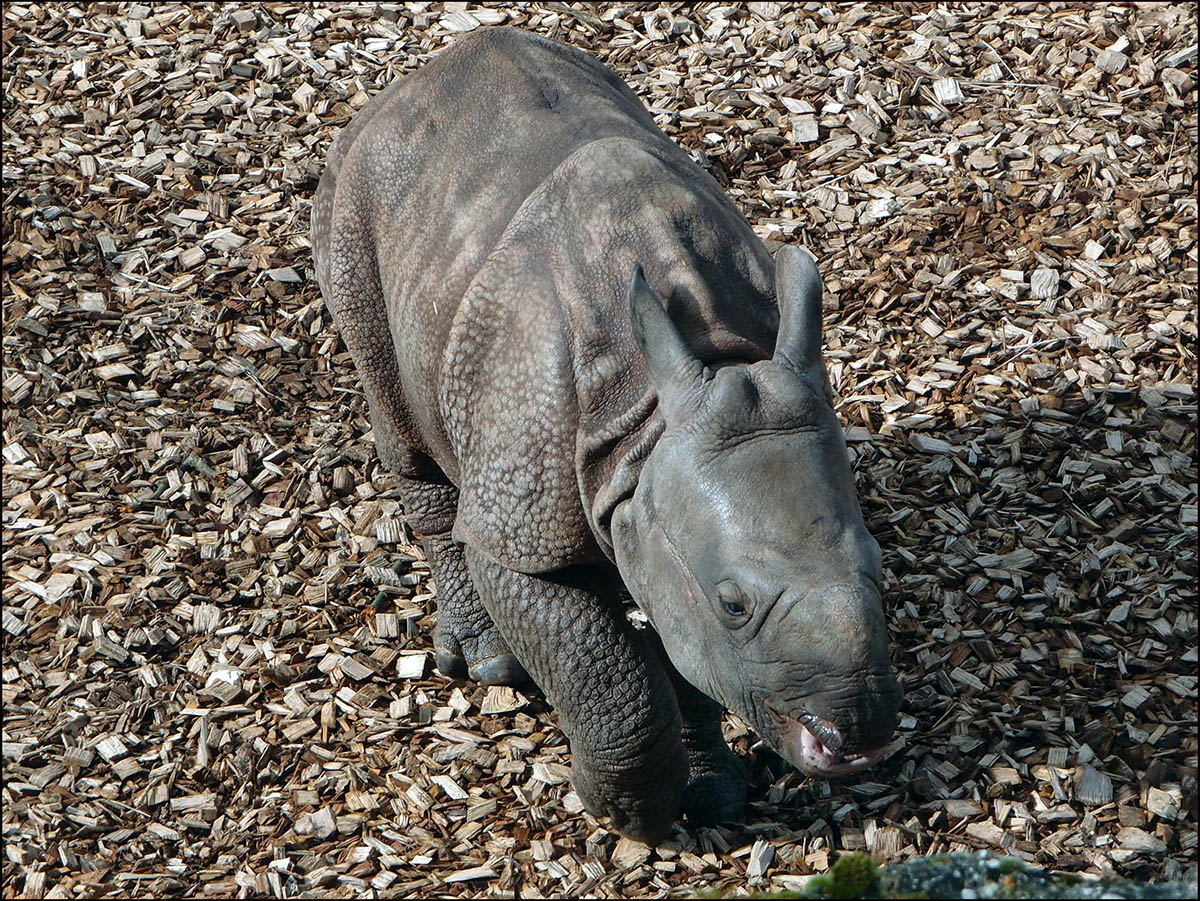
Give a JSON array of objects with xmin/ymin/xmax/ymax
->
[{"xmin": 312, "ymin": 27, "xmax": 902, "ymax": 842}]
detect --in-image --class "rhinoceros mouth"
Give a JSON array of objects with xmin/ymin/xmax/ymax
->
[{"xmin": 765, "ymin": 703, "xmax": 890, "ymax": 779}]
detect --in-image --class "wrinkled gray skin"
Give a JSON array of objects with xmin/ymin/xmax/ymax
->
[{"xmin": 312, "ymin": 28, "xmax": 902, "ymax": 842}]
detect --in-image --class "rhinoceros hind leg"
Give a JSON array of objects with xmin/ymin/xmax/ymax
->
[
  {"xmin": 320, "ymin": 186, "xmax": 423, "ymax": 477},
  {"xmin": 395, "ymin": 474, "xmax": 529, "ymax": 687},
  {"xmin": 421, "ymin": 533, "xmax": 531, "ymax": 687},
  {"xmin": 464, "ymin": 548, "xmax": 688, "ymax": 843}
]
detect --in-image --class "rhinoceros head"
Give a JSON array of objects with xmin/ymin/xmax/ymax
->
[{"xmin": 612, "ymin": 247, "xmax": 902, "ymax": 778}]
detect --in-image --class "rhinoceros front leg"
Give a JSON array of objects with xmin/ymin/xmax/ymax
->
[
  {"xmin": 396, "ymin": 475, "xmax": 528, "ymax": 686},
  {"xmin": 463, "ymin": 547, "xmax": 688, "ymax": 843},
  {"xmin": 658, "ymin": 646, "xmax": 748, "ymax": 826}
]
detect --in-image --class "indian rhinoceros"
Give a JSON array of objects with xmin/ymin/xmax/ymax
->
[{"xmin": 311, "ymin": 27, "xmax": 902, "ymax": 842}]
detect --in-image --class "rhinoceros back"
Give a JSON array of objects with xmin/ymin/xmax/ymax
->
[{"xmin": 315, "ymin": 27, "xmax": 675, "ymax": 447}]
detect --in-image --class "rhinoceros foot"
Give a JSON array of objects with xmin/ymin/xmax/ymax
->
[
  {"xmin": 571, "ymin": 744, "xmax": 688, "ymax": 845},
  {"xmin": 435, "ymin": 648, "xmax": 532, "ymax": 688},
  {"xmin": 432, "ymin": 611, "xmax": 532, "ymax": 688},
  {"xmin": 421, "ymin": 533, "xmax": 533, "ymax": 688},
  {"xmin": 680, "ymin": 743, "xmax": 748, "ymax": 826},
  {"xmin": 433, "ymin": 646, "xmax": 470, "ymax": 680}
]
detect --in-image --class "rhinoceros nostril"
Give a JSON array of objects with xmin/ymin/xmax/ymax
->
[{"xmin": 797, "ymin": 710, "xmax": 843, "ymax": 753}]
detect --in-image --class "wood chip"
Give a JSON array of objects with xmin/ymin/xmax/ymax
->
[
  {"xmin": 1074, "ymin": 765, "xmax": 1114, "ymax": 806},
  {"xmin": 481, "ymin": 685, "xmax": 527, "ymax": 715},
  {"xmin": 444, "ymin": 865, "xmax": 497, "ymax": 883},
  {"xmin": 395, "ymin": 653, "xmax": 428, "ymax": 680},
  {"xmin": 295, "ymin": 807, "xmax": 337, "ymax": 840},
  {"xmin": 1117, "ymin": 827, "xmax": 1168, "ymax": 854},
  {"xmin": 933, "ymin": 77, "xmax": 964, "ymax": 105},
  {"xmin": 611, "ymin": 836, "xmax": 654, "ymax": 868},
  {"xmin": 745, "ymin": 839, "xmax": 774, "ymax": 880}
]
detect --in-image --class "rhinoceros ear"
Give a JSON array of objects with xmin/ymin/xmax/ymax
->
[
  {"xmin": 773, "ymin": 245, "xmax": 824, "ymax": 374},
  {"xmin": 629, "ymin": 264, "xmax": 705, "ymax": 420}
]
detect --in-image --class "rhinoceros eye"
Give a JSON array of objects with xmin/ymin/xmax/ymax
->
[{"xmin": 716, "ymin": 582, "xmax": 751, "ymax": 623}]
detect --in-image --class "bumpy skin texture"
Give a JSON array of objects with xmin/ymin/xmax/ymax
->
[
  {"xmin": 313, "ymin": 28, "xmax": 901, "ymax": 840},
  {"xmin": 465, "ymin": 548, "xmax": 687, "ymax": 842}
]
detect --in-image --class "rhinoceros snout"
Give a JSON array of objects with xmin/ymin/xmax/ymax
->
[{"xmin": 765, "ymin": 670, "xmax": 902, "ymax": 779}]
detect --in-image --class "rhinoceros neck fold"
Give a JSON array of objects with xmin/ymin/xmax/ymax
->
[{"xmin": 577, "ymin": 389, "xmax": 664, "ymax": 559}]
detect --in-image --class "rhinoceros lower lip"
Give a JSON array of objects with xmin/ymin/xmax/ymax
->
[{"xmin": 767, "ymin": 705, "xmax": 889, "ymax": 779}]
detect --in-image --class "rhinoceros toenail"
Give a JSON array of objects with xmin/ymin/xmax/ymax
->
[{"xmin": 434, "ymin": 648, "xmax": 468, "ymax": 680}]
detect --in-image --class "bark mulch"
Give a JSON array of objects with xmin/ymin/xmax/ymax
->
[{"xmin": 2, "ymin": 2, "xmax": 1196, "ymax": 898}]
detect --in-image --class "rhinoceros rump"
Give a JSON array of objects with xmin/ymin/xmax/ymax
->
[{"xmin": 312, "ymin": 27, "xmax": 902, "ymax": 842}]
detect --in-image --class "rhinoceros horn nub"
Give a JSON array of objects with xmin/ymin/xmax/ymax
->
[
  {"xmin": 628, "ymin": 264, "xmax": 704, "ymax": 420},
  {"xmin": 773, "ymin": 245, "xmax": 824, "ymax": 373}
]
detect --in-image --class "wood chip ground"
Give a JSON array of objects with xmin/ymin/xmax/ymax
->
[{"xmin": 3, "ymin": 3, "xmax": 1196, "ymax": 898}]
